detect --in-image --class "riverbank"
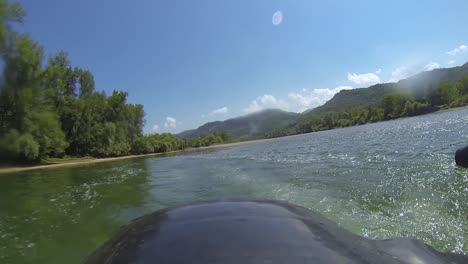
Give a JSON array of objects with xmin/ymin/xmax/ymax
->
[
  {"xmin": 4, "ymin": 105, "xmax": 467, "ymax": 176},
  {"xmin": 0, "ymin": 138, "xmax": 279, "ymax": 175}
]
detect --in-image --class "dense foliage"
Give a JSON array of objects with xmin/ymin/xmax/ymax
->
[
  {"xmin": 0, "ymin": 1, "xmax": 229, "ymax": 163},
  {"xmin": 131, "ymin": 132, "xmax": 229, "ymax": 155},
  {"xmin": 267, "ymin": 76, "xmax": 468, "ymax": 138}
]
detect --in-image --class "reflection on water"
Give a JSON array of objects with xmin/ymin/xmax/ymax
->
[{"xmin": 0, "ymin": 108, "xmax": 467, "ymax": 263}]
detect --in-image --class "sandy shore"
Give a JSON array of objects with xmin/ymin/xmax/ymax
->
[{"xmin": 0, "ymin": 138, "xmax": 279, "ymax": 175}]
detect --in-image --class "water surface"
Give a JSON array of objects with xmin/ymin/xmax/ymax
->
[{"xmin": 1, "ymin": 108, "xmax": 467, "ymax": 263}]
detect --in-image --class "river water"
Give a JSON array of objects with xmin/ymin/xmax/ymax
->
[{"xmin": 1, "ymin": 108, "xmax": 467, "ymax": 263}]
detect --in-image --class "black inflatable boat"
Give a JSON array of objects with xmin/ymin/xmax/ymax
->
[{"xmin": 84, "ymin": 199, "xmax": 467, "ymax": 264}]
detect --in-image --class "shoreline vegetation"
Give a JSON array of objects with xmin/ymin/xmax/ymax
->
[
  {"xmin": 266, "ymin": 81, "xmax": 468, "ymax": 138},
  {"xmin": 0, "ymin": 1, "xmax": 235, "ymax": 168},
  {"xmin": 0, "ymin": 139, "xmax": 280, "ymax": 174},
  {"xmin": 3, "ymin": 105, "xmax": 467, "ymax": 175},
  {"xmin": 1, "ymin": 1, "xmax": 468, "ymax": 173}
]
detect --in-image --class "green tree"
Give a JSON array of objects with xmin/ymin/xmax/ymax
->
[
  {"xmin": 0, "ymin": 130, "xmax": 39, "ymax": 162},
  {"xmin": 368, "ymin": 107, "xmax": 384, "ymax": 122},
  {"xmin": 380, "ymin": 94, "xmax": 411, "ymax": 119},
  {"xmin": 42, "ymin": 52, "xmax": 78, "ymax": 105},
  {"xmin": 308, "ymin": 116, "xmax": 325, "ymax": 131},
  {"xmin": 0, "ymin": 0, "xmax": 25, "ymax": 48},
  {"xmin": 131, "ymin": 137, "xmax": 153, "ymax": 154},
  {"xmin": 402, "ymin": 101, "xmax": 415, "ymax": 116},
  {"xmin": 27, "ymin": 111, "xmax": 68, "ymax": 157},
  {"xmin": 1, "ymin": 34, "xmax": 43, "ymax": 132},
  {"xmin": 456, "ymin": 76, "xmax": 468, "ymax": 95},
  {"xmin": 77, "ymin": 69, "xmax": 95, "ymax": 98},
  {"xmin": 438, "ymin": 81, "xmax": 459, "ymax": 105}
]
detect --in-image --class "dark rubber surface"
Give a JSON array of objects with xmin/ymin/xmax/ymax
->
[
  {"xmin": 84, "ymin": 199, "xmax": 468, "ymax": 264},
  {"xmin": 455, "ymin": 145, "xmax": 468, "ymax": 167}
]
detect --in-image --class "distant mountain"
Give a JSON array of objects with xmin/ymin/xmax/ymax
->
[
  {"xmin": 304, "ymin": 83, "xmax": 399, "ymax": 116},
  {"xmin": 179, "ymin": 62, "xmax": 468, "ymax": 140},
  {"xmin": 301, "ymin": 62, "xmax": 468, "ymax": 120},
  {"xmin": 398, "ymin": 62, "xmax": 468, "ymax": 99},
  {"xmin": 178, "ymin": 109, "xmax": 299, "ymax": 140}
]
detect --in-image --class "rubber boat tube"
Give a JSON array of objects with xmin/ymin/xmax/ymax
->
[
  {"xmin": 84, "ymin": 199, "xmax": 468, "ymax": 264},
  {"xmin": 455, "ymin": 145, "xmax": 468, "ymax": 167}
]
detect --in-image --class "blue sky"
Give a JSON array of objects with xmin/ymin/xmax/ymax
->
[{"xmin": 19, "ymin": 0, "xmax": 468, "ymax": 133}]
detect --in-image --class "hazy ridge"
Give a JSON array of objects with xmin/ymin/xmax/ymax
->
[{"xmin": 179, "ymin": 62, "xmax": 468, "ymax": 140}]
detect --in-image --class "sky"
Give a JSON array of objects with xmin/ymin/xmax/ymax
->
[{"xmin": 18, "ymin": 0, "xmax": 468, "ymax": 133}]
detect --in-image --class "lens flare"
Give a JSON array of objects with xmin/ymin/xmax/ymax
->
[{"xmin": 272, "ymin": 11, "xmax": 283, "ymax": 26}]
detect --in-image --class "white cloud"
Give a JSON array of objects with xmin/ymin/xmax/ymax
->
[
  {"xmin": 259, "ymin": 94, "xmax": 277, "ymax": 105},
  {"xmin": 272, "ymin": 11, "xmax": 283, "ymax": 26},
  {"xmin": 448, "ymin": 60, "xmax": 456, "ymax": 66},
  {"xmin": 210, "ymin": 106, "xmax": 228, "ymax": 115},
  {"xmin": 243, "ymin": 94, "xmax": 289, "ymax": 113},
  {"xmin": 347, "ymin": 72, "xmax": 381, "ymax": 86},
  {"xmin": 446, "ymin": 45, "xmax": 467, "ymax": 56},
  {"xmin": 389, "ymin": 61, "xmax": 443, "ymax": 82},
  {"xmin": 375, "ymin": 69, "xmax": 382, "ymax": 74},
  {"xmin": 244, "ymin": 100, "xmax": 262, "ymax": 113},
  {"xmin": 164, "ymin": 117, "xmax": 177, "ymax": 128},
  {"xmin": 388, "ymin": 66, "xmax": 411, "ymax": 82},
  {"xmin": 152, "ymin": 124, "xmax": 159, "ymax": 131},
  {"xmin": 244, "ymin": 86, "xmax": 353, "ymax": 114},
  {"xmin": 288, "ymin": 86, "xmax": 353, "ymax": 112},
  {"xmin": 423, "ymin": 62, "xmax": 440, "ymax": 71}
]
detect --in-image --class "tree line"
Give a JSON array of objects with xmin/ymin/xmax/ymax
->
[
  {"xmin": 0, "ymin": 1, "xmax": 229, "ymax": 163},
  {"xmin": 267, "ymin": 76, "xmax": 468, "ymax": 138}
]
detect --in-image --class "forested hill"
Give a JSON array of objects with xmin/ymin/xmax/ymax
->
[
  {"xmin": 279, "ymin": 63, "xmax": 468, "ymax": 137},
  {"xmin": 178, "ymin": 109, "xmax": 299, "ymax": 140},
  {"xmin": 302, "ymin": 62, "xmax": 468, "ymax": 118},
  {"xmin": 305, "ymin": 83, "xmax": 399, "ymax": 116},
  {"xmin": 181, "ymin": 62, "xmax": 468, "ymax": 140},
  {"xmin": 399, "ymin": 61, "xmax": 468, "ymax": 99}
]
